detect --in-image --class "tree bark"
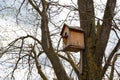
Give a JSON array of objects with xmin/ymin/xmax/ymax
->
[
  {"xmin": 95, "ymin": 0, "xmax": 116, "ymax": 79},
  {"xmin": 40, "ymin": 1, "xmax": 69, "ymax": 80},
  {"xmin": 41, "ymin": 17, "xmax": 69, "ymax": 80},
  {"xmin": 78, "ymin": 0, "xmax": 116, "ymax": 80},
  {"xmin": 95, "ymin": 0, "xmax": 116, "ymax": 66},
  {"xmin": 78, "ymin": 0, "xmax": 97, "ymax": 80}
]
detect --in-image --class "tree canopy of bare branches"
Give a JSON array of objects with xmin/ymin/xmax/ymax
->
[{"xmin": 0, "ymin": 0, "xmax": 120, "ymax": 80}]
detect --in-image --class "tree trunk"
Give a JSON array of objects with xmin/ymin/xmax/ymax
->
[
  {"xmin": 78, "ymin": 0, "xmax": 116, "ymax": 80},
  {"xmin": 78, "ymin": 0, "xmax": 97, "ymax": 80}
]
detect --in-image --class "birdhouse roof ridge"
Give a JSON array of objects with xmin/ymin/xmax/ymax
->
[
  {"xmin": 60, "ymin": 23, "xmax": 84, "ymax": 35},
  {"xmin": 68, "ymin": 25, "xmax": 84, "ymax": 31}
]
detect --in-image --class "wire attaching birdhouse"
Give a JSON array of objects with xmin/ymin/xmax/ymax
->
[{"xmin": 60, "ymin": 24, "xmax": 84, "ymax": 52}]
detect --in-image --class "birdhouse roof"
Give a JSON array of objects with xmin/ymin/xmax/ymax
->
[{"xmin": 60, "ymin": 24, "xmax": 84, "ymax": 35}]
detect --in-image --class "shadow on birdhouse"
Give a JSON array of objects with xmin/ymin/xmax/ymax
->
[{"xmin": 60, "ymin": 24, "xmax": 84, "ymax": 52}]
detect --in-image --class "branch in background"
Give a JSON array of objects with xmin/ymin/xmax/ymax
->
[
  {"xmin": 48, "ymin": 1, "xmax": 78, "ymax": 11},
  {"xmin": 113, "ymin": 20, "xmax": 120, "ymax": 32},
  {"xmin": 95, "ymin": 0, "xmax": 117, "ymax": 66},
  {"xmin": 57, "ymin": 54, "xmax": 70, "ymax": 62},
  {"xmin": 115, "ymin": 67, "xmax": 120, "ymax": 77},
  {"xmin": 30, "ymin": 44, "xmax": 47, "ymax": 80},
  {"xmin": 4, "ymin": 34, "xmax": 45, "ymax": 80},
  {"xmin": 0, "ymin": 7, "xmax": 12, "ymax": 11},
  {"xmin": 112, "ymin": 28, "xmax": 120, "ymax": 39},
  {"xmin": 109, "ymin": 54, "xmax": 119, "ymax": 80},
  {"xmin": 102, "ymin": 39, "xmax": 120, "ymax": 77},
  {"xmin": 56, "ymin": 37, "xmax": 62, "ymax": 53},
  {"xmin": 16, "ymin": 0, "xmax": 25, "ymax": 23},
  {"xmin": 28, "ymin": 0, "xmax": 42, "ymax": 16},
  {"xmin": 11, "ymin": 54, "xmax": 29, "ymax": 80},
  {"xmin": 0, "ymin": 35, "xmax": 42, "ymax": 58},
  {"xmin": 66, "ymin": 52, "xmax": 80, "ymax": 77}
]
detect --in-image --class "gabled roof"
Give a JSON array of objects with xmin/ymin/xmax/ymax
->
[{"xmin": 60, "ymin": 24, "xmax": 84, "ymax": 35}]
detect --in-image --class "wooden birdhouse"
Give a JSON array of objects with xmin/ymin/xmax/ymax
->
[{"xmin": 60, "ymin": 24, "xmax": 84, "ymax": 52}]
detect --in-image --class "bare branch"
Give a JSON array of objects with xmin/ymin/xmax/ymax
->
[
  {"xmin": 66, "ymin": 52, "xmax": 80, "ymax": 77},
  {"xmin": 102, "ymin": 39, "xmax": 120, "ymax": 77},
  {"xmin": 11, "ymin": 54, "xmax": 29, "ymax": 80},
  {"xmin": 112, "ymin": 28, "xmax": 120, "ymax": 39},
  {"xmin": 16, "ymin": 0, "xmax": 25, "ymax": 17},
  {"xmin": 28, "ymin": 0, "xmax": 42, "ymax": 16},
  {"xmin": 109, "ymin": 54, "xmax": 118, "ymax": 80},
  {"xmin": 30, "ymin": 44, "xmax": 47, "ymax": 80}
]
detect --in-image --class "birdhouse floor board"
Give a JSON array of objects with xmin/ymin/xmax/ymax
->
[{"xmin": 63, "ymin": 45, "xmax": 81, "ymax": 52}]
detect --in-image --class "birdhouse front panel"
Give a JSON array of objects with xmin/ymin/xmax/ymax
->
[{"xmin": 61, "ymin": 26, "xmax": 70, "ymax": 47}]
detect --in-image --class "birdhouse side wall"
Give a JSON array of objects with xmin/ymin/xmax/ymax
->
[{"xmin": 69, "ymin": 30, "xmax": 84, "ymax": 49}]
